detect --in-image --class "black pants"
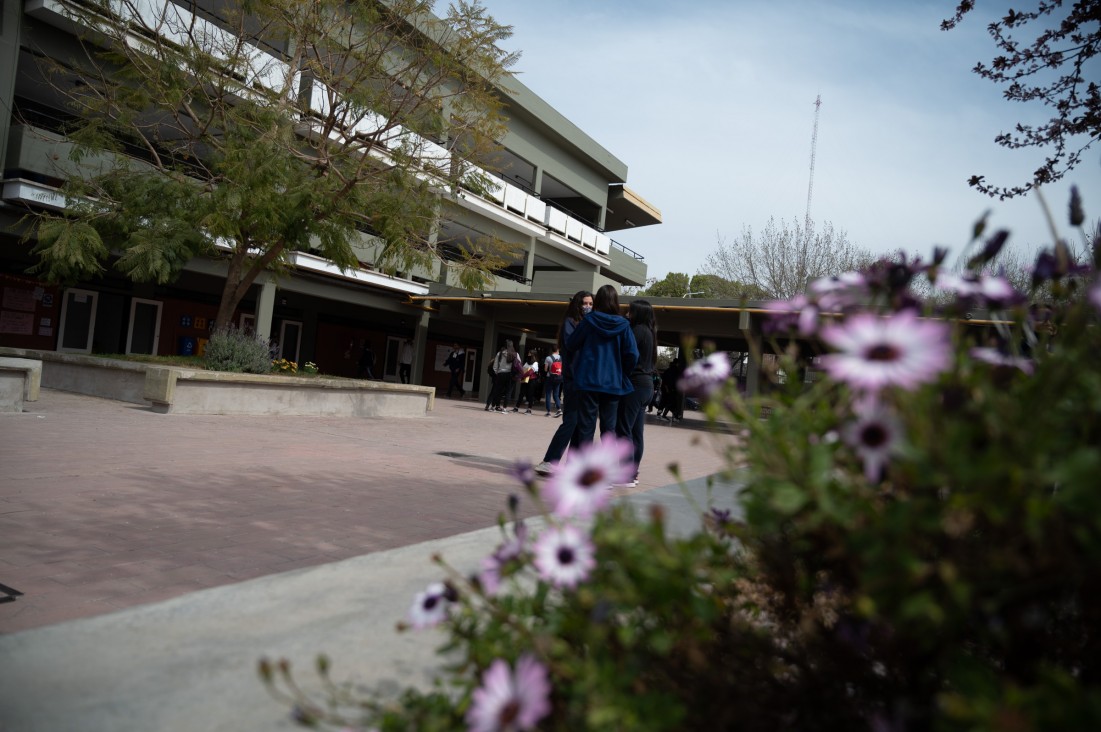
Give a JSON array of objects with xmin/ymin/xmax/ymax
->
[
  {"xmin": 399, "ymin": 363, "xmax": 411, "ymax": 383},
  {"xmin": 487, "ymin": 371, "xmax": 511, "ymax": 408},
  {"xmin": 448, "ymin": 370, "xmax": 464, "ymax": 396}
]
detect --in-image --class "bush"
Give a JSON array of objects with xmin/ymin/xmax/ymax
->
[
  {"xmin": 261, "ymin": 192, "xmax": 1101, "ymax": 731},
  {"xmin": 204, "ymin": 326, "xmax": 273, "ymax": 374}
]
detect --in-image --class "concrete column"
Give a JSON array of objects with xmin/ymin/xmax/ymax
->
[
  {"xmin": 0, "ymin": 1, "xmax": 23, "ymax": 175},
  {"xmin": 255, "ymin": 277, "xmax": 277, "ymax": 341},
  {"xmin": 523, "ymin": 235, "xmax": 536, "ymax": 285},
  {"xmin": 739, "ymin": 311, "xmax": 761, "ymax": 398},
  {"xmin": 480, "ymin": 314, "xmax": 498, "ymax": 403},
  {"xmin": 412, "ymin": 308, "xmax": 431, "ymax": 385}
]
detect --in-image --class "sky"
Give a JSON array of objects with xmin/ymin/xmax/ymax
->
[{"xmin": 484, "ymin": 0, "xmax": 1101, "ymax": 283}]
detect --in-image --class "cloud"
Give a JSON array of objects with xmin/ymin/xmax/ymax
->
[{"xmin": 490, "ymin": 0, "xmax": 1101, "ymax": 279}]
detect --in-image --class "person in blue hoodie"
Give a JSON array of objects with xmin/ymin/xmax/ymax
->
[
  {"xmin": 534, "ymin": 290, "xmax": 592, "ymax": 476},
  {"xmin": 566, "ymin": 284, "xmax": 638, "ymax": 444}
]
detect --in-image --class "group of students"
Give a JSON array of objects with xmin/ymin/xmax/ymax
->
[
  {"xmin": 483, "ymin": 344, "xmax": 565, "ymax": 415},
  {"xmin": 530, "ymin": 284, "xmax": 658, "ymax": 489}
]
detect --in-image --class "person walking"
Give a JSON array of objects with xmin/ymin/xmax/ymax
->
[
  {"xmin": 511, "ymin": 351, "xmax": 539, "ymax": 413},
  {"xmin": 357, "ymin": 339, "xmax": 376, "ymax": 380},
  {"xmin": 399, "ymin": 340, "xmax": 413, "ymax": 384},
  {"xmin": 615, "ymin": 300, "xmax": 657, "ymax": 488},
  {"xmin": 485, "ymin": 340, "xmax": 518, "ymax": 412},
  {"xmin": 659, "ymin": 356, "xmax": 685, "ymax": 422},
  {"xmin": 543, "ymin": 345, "xmax": 563, "ymax": 416},
  {"xmin": 534, "ymin": 291, "xmax": 592, "ymax": 475},
  {"xmin": 567, "ymin": 284, "xmax": 638, "ymax": 445},
  {"xmin": 445, "ymin": 343, "xmax": 466, "ymax": 398}
]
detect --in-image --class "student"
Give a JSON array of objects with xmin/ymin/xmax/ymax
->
[
  {"xmin": 534, "ymin": 291, "xmax": 592, "ymax": 475},
  {"xmin": 511, "ymin": 351, "xmax": 540, "ymax": 413},
  {"xmin": 445, "ymin": 343, "xmax": 465, "ymax": 398},
  {"xmin": 566, "ymin": 284, "xmax": 638, "ymax": 445},
  {"xmin": 485, "ymin": 340, "xmax": 519, "ymax": 412},
  {"xmin": 543, "ymin": 345, "xmax": 563, "ymax": 416},
  {"xmin": 615, "ymin": 300, "xmax": 658, "ymax": 487},
  {"xmin": 399, "ymin": 340, "xmax": 414, "ymax": 384}
]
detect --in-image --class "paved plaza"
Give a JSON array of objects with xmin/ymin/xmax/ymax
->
[
  {"xmin": 0, "ymin": 388, "xmax": 738, "ymax": 731},
  {"xmin": 0, "ymin": 389, "xmax": 731, "ymax": 634}
]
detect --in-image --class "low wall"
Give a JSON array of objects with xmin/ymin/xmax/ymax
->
[
  {"xmin": 0, "ymin": 348, "xmax": 434, "ymax": 417},
  {"xmin": 0, "ymin": 357, "xmax": 42, "ymax": 413}
]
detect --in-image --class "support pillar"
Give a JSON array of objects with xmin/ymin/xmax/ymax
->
[
  {"xmin": 255, "ymin": 277, "xmax": 277, "ymax": 341},
  {"xmin": 412, "ymin": 307, "xmax": 431, "ymax": 385}
]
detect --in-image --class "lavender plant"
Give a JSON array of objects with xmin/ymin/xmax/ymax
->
[{"xmin": 262, "ymin": 190, "xmax": 1101, "ymax": 731}]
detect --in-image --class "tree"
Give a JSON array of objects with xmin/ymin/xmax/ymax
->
[
  {"xmin": 638, "ymin": 272, "xmax": 767, "ymax": 299},
  {"xmin": 942, "ymin": 1, "xmax": 1101, "ymax": 199},
  {"xmin": 702, "ymin": 217, "xmax": 874, "ymax": 300},
  {"xmin": 26, "ymin": 0, "xmax": 517, "ymax": 327}
]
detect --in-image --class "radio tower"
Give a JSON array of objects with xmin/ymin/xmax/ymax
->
[{"xmin": 804, "ymin": 94, "xmax": 821, "ymax": 241}]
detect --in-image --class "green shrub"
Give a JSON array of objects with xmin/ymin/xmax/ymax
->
[
  {"xmin": 261, "ymin": 193, "xmax": 1101, "ymax": 731},
  {"xmin": 203, "ymin": 326, "xmax": 272, "ymax": 374}
]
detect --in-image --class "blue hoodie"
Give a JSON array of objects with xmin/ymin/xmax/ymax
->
[{"xmin": 566, "ymin": 310, "xmax": 639, "ymax": 395}]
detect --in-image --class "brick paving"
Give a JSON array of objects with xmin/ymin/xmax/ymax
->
[{"xmin": 0, "ymin": 389, "xmax": 731, "ymax": 634}]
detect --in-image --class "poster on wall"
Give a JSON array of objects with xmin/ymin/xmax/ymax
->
[
  {"xmin": 2, "ymin": 287, "xmax": 36, "ymax": 312},
  {"xmin": 0, "ymin": 310, "xmax": 35, "ymax": 335},
  {"xmin": 434, "ymin": 344, "xmax": 451, "ymax": 372}
]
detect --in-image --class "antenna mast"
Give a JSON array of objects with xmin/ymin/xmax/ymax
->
[{"xmin": 804, "ymin": 94, "xmax": 821, "ymax": 240}]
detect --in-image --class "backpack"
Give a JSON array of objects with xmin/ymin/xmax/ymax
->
[{"xmin": 548, "ymin": 356, "xmax": 563, "ymax": 378}]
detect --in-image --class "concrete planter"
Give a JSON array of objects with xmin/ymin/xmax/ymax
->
[{"xmin": 0, "ymin": 348, "xmax": 433, "ymax": 417}]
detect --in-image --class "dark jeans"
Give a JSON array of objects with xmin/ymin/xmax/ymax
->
[
  {"xmin": 543, "ymin": 381, "xmax": 581, "ymax": 463},
  {"xmin": 487, "ymin": 371, "xmax": 512, "ymax": 408},
  {"xmin": 514, "ymin": 380, "xmax": 537, "ymax": 409},
  {"xmin": 399, "ymin": 363, "xmax": 411, "ymax": 383},
  {"xmin": 576, "ymin": 390, "xmax": 621, "ymax": 446},
  {"xmin": 544, "ymin": 377, "xmax": 562, "ymax": 412},
  {"xmin": 617, "ymin": 376, "xmax": 653, "ymax": 474},
  {"xmin": 448, "ymin": 370, "xmax": 464, "ymax": 396}
]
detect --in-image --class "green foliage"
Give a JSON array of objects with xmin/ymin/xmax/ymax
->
[
  {"xmin": 204, "ymin": 326, "xmax": 273, "ymax": 374},
  {"xmin": 262, "ymin": 201, "xmax": 1101, "ymax": 730},
  {"xmin": 26, "ymin": 0, "xmax": 517, "ymax": 323}
]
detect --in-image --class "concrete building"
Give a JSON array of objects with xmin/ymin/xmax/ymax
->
[{"xmin": 0, "ymin": 0, "xmax": 661, "ymax": 398}]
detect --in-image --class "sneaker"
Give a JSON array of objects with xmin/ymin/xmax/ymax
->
[
  {"xmin": 544, "ymin": 412, "xmax": 551, "ymax": 417},
  {"xmin": 510, "ymin": 407, "xmax": 519, "ymax": 413},
  {"xmin": 554, "ymin": 410, "xmax": 562, "ymax": 418},
  {"xmin": 524, "ymin": 409, "xmax": 532, "ymax": 414},
  {"xmin": 495, "ymin": 406, "xmax": 505, "ymax": 412},
  {"xmin": 484, "ymin": 406, "xmax": 490, "ymax": 411},
  {"xmin": 613, "ymin": 476, "xmax": 639, "ymax": 488},
  {"xmin": 534, "ymin": 461, "xmax": 554, "ymax": 477}
]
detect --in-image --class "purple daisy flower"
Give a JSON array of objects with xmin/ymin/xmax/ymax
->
[
  {"xmin": 542, "ymin": 436, "xmax": 634, "ymax": 519},
  {"xmin": 466, "ymin": 654, "xmax": 552, "ymax": 732},
  {"xmin": 532, "ymin": 524, "xmax": 596, "ymax": 589},
  {"xmin": 408, "ymin": 582, "xmax": 451, "ymax": 630},
  {"xmin": 678, "ymin": 352, "xmax": 733, "ymax": 398},
  {"xmin": 970, "ymin": 347, "xmax": 1034, "ymax": 374},
  {"xmin": 810, "ymin": 271, "xmax": 867, "ymax": 310},
  {"xmin": 510, "ymin": 460, "xmax": 537, "ymax": 487},
  {"xmin": 478, "ymin": 522, "xmax": 530, "ymax": 596},
  {"xmin": 819, "ymin": 310, "xmax": 951, "ymax": 392},
  {"xmin": 1089, "ymin": 280, "xmax": 1101, "ymax": 314},
  {"xmin": 842, "ymin": 401, "xmax": 903, "ymax": 483}
]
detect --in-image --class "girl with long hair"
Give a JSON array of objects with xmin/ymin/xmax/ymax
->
[
  {"xmin": 615, "ymin": 300, "xmax": 658, "ymax": 487},
  {"xmin": 566, "ymin": 284, "xmax": 638, "ymax": 445},
  {"xmin": 534, "ymin": 290, "xmax": 592, "ymax": 475}
]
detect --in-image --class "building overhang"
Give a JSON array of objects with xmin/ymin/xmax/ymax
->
[{"xmin": 604, "ymin": 185, "xmax": 661, "ymax": 232}]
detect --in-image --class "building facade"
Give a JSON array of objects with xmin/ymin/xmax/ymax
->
[{"xmin": 0, "ymin": 0, "xmax": 660, "ymax": 397}]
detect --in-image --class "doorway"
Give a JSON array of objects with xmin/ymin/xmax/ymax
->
[
  {"xmin": 57, "ymin": 288, "xmax": 98, "ymax": 353},
  {"xmin": 126, "ymin": 298, "xmax": 162, "ymax": 355},
  {"xmin": 462, "ymin": 347, "xmax": 478, "ymax": 393},
  {"xmin": 279, "ymin": 320, "xmax": 302, "ymax": 363}
]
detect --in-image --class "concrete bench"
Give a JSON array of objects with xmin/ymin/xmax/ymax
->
[{"xmin": 0, "ymin": 357, "xmax": 42, "ymax": 413}]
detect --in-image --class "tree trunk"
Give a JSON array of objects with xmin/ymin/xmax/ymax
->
[{"xmin": 213, "ymin": 240, "xmax": 286, "ymax": 331}]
